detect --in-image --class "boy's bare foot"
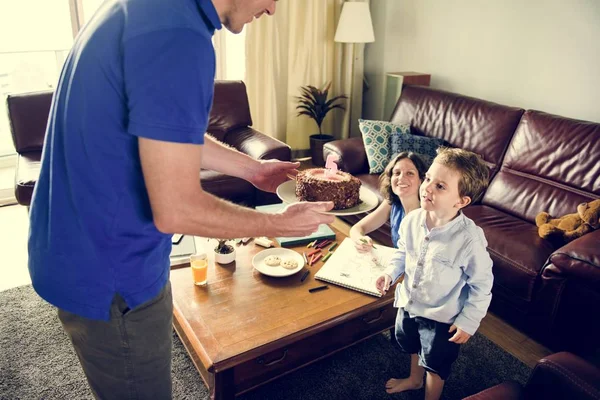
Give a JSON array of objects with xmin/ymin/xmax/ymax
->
[{"xmin": 385, "ymin": 377, "xmax": 423, "ymax": 394}]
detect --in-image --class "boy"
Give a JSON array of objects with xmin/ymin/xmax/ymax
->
[{"xmin": 376, "ymin": 147, "xmax": 493, "ymax": 400}]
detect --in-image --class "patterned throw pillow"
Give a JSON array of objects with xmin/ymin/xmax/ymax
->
[
  {"xmin": 390, "ymin": 132, "xmax": 445, "ymax": 166},
  {"xmin": 359, "ymin": 119, "xmax": 410, "ymax": 174}
]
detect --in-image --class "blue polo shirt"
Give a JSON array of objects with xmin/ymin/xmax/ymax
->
[{"xmin": 28, "ymin": 0, "xmax": 222, "ymax": 320}]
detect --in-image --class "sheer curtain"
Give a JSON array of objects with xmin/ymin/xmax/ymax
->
[
  {"xmin": 213, "ymin": 29, "xmax": 246, "ymax": 81},
  {"xmin": 245, "ymin": 0, "xmax": 364, "ymax": 152}
]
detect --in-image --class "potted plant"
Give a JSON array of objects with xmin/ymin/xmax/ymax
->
[
  {"xmin": 295, "ymin": 82, "xmax": 347, "ymax": 166},
  {"xmin": 211, "ymin": 239, "xmax": 236, "ymax": 265}
]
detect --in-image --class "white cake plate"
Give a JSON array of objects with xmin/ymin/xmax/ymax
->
[{"xmin": 275, "ymin": 180, "xmax": 380, "ymax": 216}]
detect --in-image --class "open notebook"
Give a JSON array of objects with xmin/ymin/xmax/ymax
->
[{"xmin": 315, "ymin": 238, "xmax": 396, "ymax": 297}]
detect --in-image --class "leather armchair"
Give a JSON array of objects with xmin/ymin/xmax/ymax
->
[
  {"xmin": 463, "ymin": 352, "xmax": 600, "ymax": 400},
  {"xmin": 7, "ymin": 80, "xmax": 289, "ymax": 207}
]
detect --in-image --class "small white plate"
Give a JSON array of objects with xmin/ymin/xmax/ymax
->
[
  {"xmin": 276, "ymin": 180, "xmax": 380, "ymax": 216},
  {"xmin": 252, "ymin": 248, "xmax": 305, "ymax": 277}
]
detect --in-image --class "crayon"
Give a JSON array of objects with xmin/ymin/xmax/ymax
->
[
  {"xmin": 315, "ymin": 239, "xmax": 332, "ymax": 249},
  {"xmin": 360, "ymin": 238, "xmax": 377, "ymax": 249},
  {"xmin": 307, "ymin": 248, "xmax": 321, "ymax": 257},
  {"xmin": 300, "ymin": 270, "xmax": 310, "ymax": 282},
  {"xmin": 311, "ymin": 253, "xmax": 323, "ymax": 265}
]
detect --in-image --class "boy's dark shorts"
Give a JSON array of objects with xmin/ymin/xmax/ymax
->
[{"xmin": 394, "ymin": 308, "xmax": 460, "ymax": 380}]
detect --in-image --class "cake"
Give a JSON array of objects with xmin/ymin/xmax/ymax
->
[{"xmin": 295, "ymin": 168, "xmax": 361, "ymax": 210}]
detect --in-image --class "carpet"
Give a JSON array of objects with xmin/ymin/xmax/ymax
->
[{"xmin": 0, "ymin": 286, "xmax": 531, "ymax": 399}]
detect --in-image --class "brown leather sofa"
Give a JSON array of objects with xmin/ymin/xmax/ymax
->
[
  {"xmin": 7, "ymin": 80, "xmax": 289, "ymax": 207},
  {"xmin": 463, "ymin": 352, "xmax": 600, "ymax": 400},
  {"xmin": 324, "ymin": 85, "xmax": 600, "ymax": 354}
]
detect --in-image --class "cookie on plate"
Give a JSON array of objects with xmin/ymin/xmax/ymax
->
[
  {"xmin": 264, "ymin": 255, "xmax": 281, "ymax": 266},
  {"xmin": 281, "ymin": 258, "xmax": 299, "ymax": 270}
]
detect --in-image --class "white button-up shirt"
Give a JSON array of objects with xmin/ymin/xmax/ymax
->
[{"xmin": 384, "ymin": 209, "xmax": 493, "ymax": 335}]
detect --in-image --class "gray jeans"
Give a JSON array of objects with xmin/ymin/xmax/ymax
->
[{"xmin": 58, "ymin": 282, "xmax": 173, "ymax": 400}]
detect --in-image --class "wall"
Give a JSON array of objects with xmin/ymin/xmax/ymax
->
[{"xmin": 364, "ymin": 0, "xmax": 600, "ymax": 123}]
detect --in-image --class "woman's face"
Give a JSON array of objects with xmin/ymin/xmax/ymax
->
[{"xmin": 390, "ymin": 158, "xmax": 422, "ymax": 199}]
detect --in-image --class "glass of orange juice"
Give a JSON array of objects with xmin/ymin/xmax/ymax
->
[{"xmin": 190, "ymin": 253, "xmax": 208, "ymax": 286}]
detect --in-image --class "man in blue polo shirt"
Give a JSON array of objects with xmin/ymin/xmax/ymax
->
[{"xmin": 28, "ymin": 0, "xmax": 334, "ymax": 398}]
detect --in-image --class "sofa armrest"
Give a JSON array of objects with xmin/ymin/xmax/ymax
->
[
  {"xmin": 545, "ymin": 230, "xmax": 600, "ymax": 288},
  {"xmin": 323, "ymin": 137, "xmax": 369, "ymax": 175},
  {"xmin": 525, "ymin": 352, "xmax": 600, "ymax": 399},
  {"xmin": 224, "ymin": 127, "xmax": 291, "ymax": 162},
  {"xmin": 15, "ymin": 151, "xmax": 42, "ymax": 207},
  {"xmin": 462, "ymin": 381, "xmax": 522, "ymax": 399}
]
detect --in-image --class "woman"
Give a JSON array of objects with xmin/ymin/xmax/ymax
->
[{"xmin": 350, "ymin": 152, "xmax": 427, "ymax": 252}]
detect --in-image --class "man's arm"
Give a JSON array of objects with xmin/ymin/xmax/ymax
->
[
  {"xmin": 138, "ymin": 137, "xmax": 334, "ymax": 238},
  {"xmin": 201, "ymin": 135, "xmax": 259, "ymax": 176},
  {"xmin": 201, "ymin": 135, "xmax": 299, "ymax": 193}
]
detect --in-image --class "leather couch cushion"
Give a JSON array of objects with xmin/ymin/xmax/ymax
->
[
  {"xmin": 484, "ymin": 110, "xmax": 600, "ymax": 223},
  {"xmin": 7, "ymin": 91, "xmax": 53, "ymax": 153},
  {"xmin": 200, "ymin": 170, "xmax": 255, "ymax": 206},
  {"xmin": 225, "ymin": 127, "xmax": 291, "ymax": 161},
  {"xmin": 15, "ymin": 151, "xmax": 42, "ymax": 206},
  {"xmin": 463, "ymin": 205, "xmax": 556, "ymax": 304},
  {"xmin": 357, "ymin": 173, "xmax": 383, "ymax": 202},
  {"xmin": 207, "ymin": 80, "xmax": 252, "ymax": 142},
  {"xmin": 323, "ymin": 137, "xmax": 369, "ymax": 175},
  {"xmin": 390, "ymin": 86, "xmax": 524, "ymax": 177}
]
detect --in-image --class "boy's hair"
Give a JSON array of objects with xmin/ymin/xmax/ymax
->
[
  {"xmin": 433, "ymin": 147, "xmax": 489, "ymax": 204},
  {"xmin": 379, "ymin": 152, "xmax": 428, "ymax": 205}
]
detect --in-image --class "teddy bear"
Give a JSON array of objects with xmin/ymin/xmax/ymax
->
[{"xmin": 535, "ymin": 199, "xmax": 600, "ymax": 243}]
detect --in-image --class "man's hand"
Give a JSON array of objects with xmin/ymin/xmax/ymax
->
[
  {"xmin": 277, "ymin": 202, "xmax": 335, "ymax": 237},
  {"xmin": 375, "ymin": 274, "xmax": 392, "ymax": 295},
  {"xmin": 248, "ymin": 159, "xmax": 300, "ymax": 193},
  {"xmin": 448, "ymin": 325, "xmax": 472, "ymax": 344}
]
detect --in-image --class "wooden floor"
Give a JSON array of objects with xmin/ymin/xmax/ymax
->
[{"xmin": 331, "ymin": 217, "xmax": 552, "ymax": 369}]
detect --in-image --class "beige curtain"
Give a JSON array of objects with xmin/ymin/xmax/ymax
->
[
  {"xmin": 245, "ymin": 0, "xmax": 366, "ymax": 151},
  {"xmin": 213, "ymin": 29, "xmax": 227, "ymax": 80}
]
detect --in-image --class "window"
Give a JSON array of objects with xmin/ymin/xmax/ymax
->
[
  {"xmin": 214, "ymin": 28, "xmax": 246, "ymax": 81},
  {"xmin": 81, "ymin": 0, "xmax": 104, "ymax": 25},
  {"xmin": 0, "ymin": 0, "xmax": 103, "ymax": 158},
  {"xmin": 224, "ymin": 29, "xmax": 246, "ymax": 81},
  {"xmin": 0, "ymin": 1, "xmax": 75, "ymax": 157},
  {"xmin": 0, "ymin": 1, "xmax": 244, "ymax": 159}
]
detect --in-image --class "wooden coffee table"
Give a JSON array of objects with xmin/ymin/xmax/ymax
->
[{"xmin": 170, "ymin": 227, "xmax": 397, "ymax": 399}]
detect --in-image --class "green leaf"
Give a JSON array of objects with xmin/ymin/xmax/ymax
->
[{"xmin": 295, "ymin": 81, "xmax": 348, "ymax": 133}]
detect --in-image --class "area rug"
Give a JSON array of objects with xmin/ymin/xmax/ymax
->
[{"xmin": 0, "ymin": 285, "xmax": 531, "ymax": 399}]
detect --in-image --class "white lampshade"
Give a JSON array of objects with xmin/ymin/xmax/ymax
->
[{"xmin": 334, "ymin": 2, "xmax": 375, "ymax": 43}]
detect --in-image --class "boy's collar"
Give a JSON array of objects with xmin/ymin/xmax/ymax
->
[{"xmin": 422, "ymin": 209, "xmax": 464, "ymax": 233}]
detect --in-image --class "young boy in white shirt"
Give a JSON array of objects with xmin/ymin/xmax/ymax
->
[{"xmin": 376, "ymin": 147, "xmax": 494, "ymax": 400}]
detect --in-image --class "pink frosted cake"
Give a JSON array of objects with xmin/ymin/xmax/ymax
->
[{"xmin": 295, "ymin": 168, "xmax": 361, "ymax": 210}]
